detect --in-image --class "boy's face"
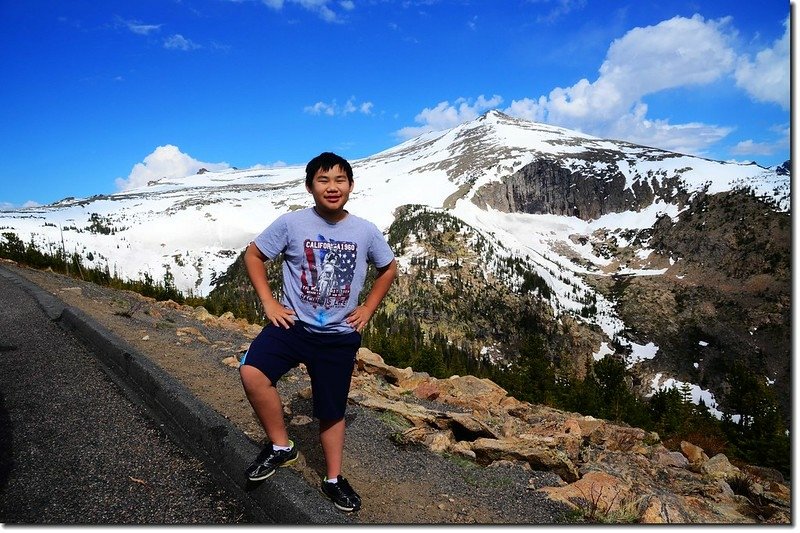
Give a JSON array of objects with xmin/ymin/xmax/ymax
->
[{"xmin": 307, "ymin": 164, "xmax": 353, "ymax": 217}]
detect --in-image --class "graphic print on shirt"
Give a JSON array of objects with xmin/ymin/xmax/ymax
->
[{"xmin": 300, "ymin": 236, "xmax": 358, "ymax": 309}]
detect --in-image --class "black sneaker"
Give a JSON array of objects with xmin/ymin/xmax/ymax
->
[
  {"xmin": 246, "ymin": 440, "xmax": 298, "ymax": 481},
  {"xmin": 321, "ymin": 475, "xmax": 361, "ymax": 512}
]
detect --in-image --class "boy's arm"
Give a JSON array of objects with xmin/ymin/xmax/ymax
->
[
  {"xmin": 244, "ymin": 242, "xmax": 296, "ymax": 329},
  {"xmin": 346, "ymin": 259, "xmax": 397, "ymax": 332}
]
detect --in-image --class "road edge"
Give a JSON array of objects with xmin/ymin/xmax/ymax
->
[{"xmin": 0, "ymin": 264, "xmax": 351, "ymax": 525}]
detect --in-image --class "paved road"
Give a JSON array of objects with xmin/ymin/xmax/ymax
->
[{"xmin": 0, "ymin": 272, "xmax": 253, "ymax": 524}]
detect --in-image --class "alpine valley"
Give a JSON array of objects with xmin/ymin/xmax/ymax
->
[{"xmin": 0, "ymin": 110, "xmax": 790, "ymax": 429}]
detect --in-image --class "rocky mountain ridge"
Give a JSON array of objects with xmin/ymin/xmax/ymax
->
[{"xmin": 350, "ymin": 347, "xmax": 790, "ymax": 524}]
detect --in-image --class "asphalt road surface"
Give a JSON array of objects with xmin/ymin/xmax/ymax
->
[{"xmin": 0, "ymin": 272, "xmax": 254, "ymax": 524}]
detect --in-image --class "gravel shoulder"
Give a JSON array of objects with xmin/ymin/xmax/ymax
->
[{"xmin": 6, "ymin": 262, "xmax": 572, "ymax": 525}]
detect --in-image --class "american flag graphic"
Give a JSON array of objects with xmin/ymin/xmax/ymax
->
[{"xmin": 300, "ymin": 235, "xmax": 358, "ymax": 309}]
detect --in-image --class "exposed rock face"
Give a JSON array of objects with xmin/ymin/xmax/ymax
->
[
  {"xmin": 351, "ymin": 348, "xmax": 791, "ymax": 524},
  {"xmin": 471, "ymin": 156, "xmax": 691, "ymax": 220},
  {"xmin": 590, "ymin": 189, "xmax": 791, "ymax": 423}
]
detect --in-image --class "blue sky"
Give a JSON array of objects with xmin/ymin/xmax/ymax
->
[{"xmin": 0, "ymin": 0, "xmax": 791, "ymax": 208}]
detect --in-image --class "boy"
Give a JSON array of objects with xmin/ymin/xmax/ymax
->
[{"xmin": 239, "ymin": 152, "xmax": 397, "ymax": 512}]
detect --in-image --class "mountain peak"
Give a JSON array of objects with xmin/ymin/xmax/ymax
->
[{"xmin": 480, "ymin": 108, "xmax": 509, "ymax": 121}]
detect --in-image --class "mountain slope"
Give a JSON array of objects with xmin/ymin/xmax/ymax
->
[{"xmin": 0, "ymin": 110, "xmax": 790, "ymax": 422}]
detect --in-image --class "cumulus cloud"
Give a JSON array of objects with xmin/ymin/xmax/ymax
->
[
  {"xmin": 504, "ymin": 14, "xmax": 790, "ymax": 155},
  {"xmin": 396, "ymin": 95, "xmax": 503, "ymax": 139},
  {"xmin": 164, "ymin": 34, "xmax": 201, "ymax": 51},
  {"xmin": 734, "ymin": 16, "xmax": 790, "ymax": 110},
  {"xmin": 304, "ymin": 97, "xmax": 374, "ymax": 116},
  {"xmin": 397, "ymin": 14, "xmax": 788, "ymax": 160},
  {"xmin": 115, "ymin": 145, "xmax": 230, "ymax": 191},
  {"xmin": 505, "ymin": 14, "xmax": 738, "ymax": 149},
  {"xmin": 730, "ymin": 123, "xmax": 790, "ymax": 158}
]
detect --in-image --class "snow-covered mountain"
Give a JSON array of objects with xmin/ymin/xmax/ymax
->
[{"xmin": 0, "ymin": 110, "xmax": 789, "ymax": 416}]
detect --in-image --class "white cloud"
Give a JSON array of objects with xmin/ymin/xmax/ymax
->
[
  {"xmin": 730, "ymin": 139, "xmax": 780, "ymax": 157},
  {"xmin": 396, "ymin": 94, "xmax": 503, "ymax": 139},
  {"xmin": 730, "ymin": 123, "xmax": 790, "ymax": 158},
  {"xmin": 304, "ymin": 97, "xmax": 374, "ymax": 116},
  {"xmin": 117, "ymin": 16, "xmax": 162, "ymax": 35},
  {"xmin": 0, "ymin": 200, "xmax": 40, "ymax": 211},
  {"xmin": 164, "ymin": 34, "xmax": 201, "ymax": 51},
  {"xmin": 604, "ymin": 104, "xmax": 733, "ymax": 155},
  {"xmin": 500, "ymin": 14, "xmax": 786, "ymax": 157},
  {"xmin": 304, "ymin": 101, "xmax": 337, "ymax": 116},
  {"xmin": 507, "ymin": 15, "xmax": 737, "ymax": 133},
  {"xmin": 115, "ymin": 145, "xmax": 230, "ymax": 191},
  {"xmin": 397, "ymin": 14, "xmax": 788, "ymax": 161},
  {"xmin": 126, "ymin": 21, "xmax": 162, "ymax": 35},
  {"xmin": 533, "ymin": 0, "xmax": 588, "ymax": 24},
  {"xmin": 734, "ymin": 17, "xmax": 790, "ymax": 110},
  {"xmin": 247, "ymin": 161, "xmax": 289, "ymax": 170},
  {"xmin": 260, "ymin": 0, "xmax": 349, "ymax": 22}
]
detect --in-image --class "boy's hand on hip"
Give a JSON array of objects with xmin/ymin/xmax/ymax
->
[
  {"xmin": 264, "ymin": 299, "xmax": 296, "ymax": 329},
  {"xmin": 346, "ymin": 305, "xmax": 372, "ymax": 332}
]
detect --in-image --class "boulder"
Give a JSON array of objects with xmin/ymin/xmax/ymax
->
[
  {"xmin": 356, "ymin": 348, "xmax": 413, "ymax": 384},
  {"xmin": 701, "ymin": 454, "xmax": 740, "ymax": 479},
  {"xmin": 741, "ymin": 464, "xmax": 784, "ymax": 484},
  {"xmin": 443, "ymin": 375, "xmax": 509, "ymax": 408},
  {"xmin": 435, "ymin": 412, "xmax": 498, "ymax": 441},
  {"xmin": 350, "ymin": 394, "xmax": 437, "ymax": 426},
  {"xmin": 680, "ymin": 441, "xmax": 709, "ymax": 463},
  {"xmin": 193, "ymin": 306, "xmax": 215, "ymax": 322},
  {"xmin": 538, "ymin": 470, "xmax": 632, "ymax": 515},
  {"xmin": 575, "ymin": 416, "xmax": 605, "ymax": 438},
  {"xmin": 654, "ymin": 449, "xmax": 689, "ymax": 469},
  {"xmin": 470, "ymin": 437, "xmax": 579, "ymax": 482}
]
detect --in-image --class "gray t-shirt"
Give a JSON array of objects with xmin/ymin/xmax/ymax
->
[{"xmin": 253, "ymin": 207, "xmax": 395, "ymax": 333}]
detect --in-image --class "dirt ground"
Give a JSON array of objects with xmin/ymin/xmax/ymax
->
[{"xmin": 5, "ymin": 262, "xmax": 569, "ymax": 525}]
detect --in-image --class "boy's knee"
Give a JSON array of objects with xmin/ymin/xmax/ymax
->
[
  {"xmin": 240, "ymin": 364, "xmax": 273, "ymax": 388},
  {"xmin": 319, "ymin": 417, "xmax": 345, "ymax": 430}
]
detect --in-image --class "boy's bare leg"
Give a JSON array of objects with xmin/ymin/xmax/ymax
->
[
  {"xmin": 240, "ymin": 365, "xmax": 290, "ymax": 446},
  {"xmin": 319, "ymin": 418, "xmax": 345, "ymax": 479}
]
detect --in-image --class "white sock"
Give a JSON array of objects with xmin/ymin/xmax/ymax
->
[
  {"xmin": 272, "ymin": 440, "xmax": 293, "ymax": 452},
  {"xmin": 325, "ymin": 476, "xmax": 339, "ymax": 483}
]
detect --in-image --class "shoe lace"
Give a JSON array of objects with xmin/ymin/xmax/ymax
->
[
  {"xmin": 333, "ymin": 477, "xmax": 358, "ymax": 502},
  {"xmin": 256, "ymin": 441, "xmax": 293, "ymax": 464}
]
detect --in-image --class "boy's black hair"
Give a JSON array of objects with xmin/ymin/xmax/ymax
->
[{"xmin": 305, "ymin": 152, "xmax": 353, "ymax": 187}]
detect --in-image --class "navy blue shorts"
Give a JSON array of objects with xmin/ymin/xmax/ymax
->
[{"xmin": 241, "ymin": 321, "xmax": 361, "ymax": 421}]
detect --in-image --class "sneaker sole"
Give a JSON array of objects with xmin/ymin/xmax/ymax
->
[
  {"xmin": 322, "ymin": 488, "xmax": 361, "ymax": 512},
  {"xmin": 332, "ymin": 502, "xmax": 360, "ymax": 512},
  {"xmin": 246, "ymin": 455, "xmax": 298, "ymax": 481}
]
